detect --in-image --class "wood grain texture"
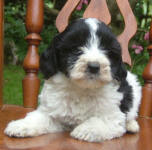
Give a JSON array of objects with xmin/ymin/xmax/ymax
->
[
  {"xmin": 116, "ymin": 0, "xmax": 137, "ymax": 65},
  {"xmin": 56, "ymin": 0, "xmax": 81, "ymax": 33},
  {"xmin": 25, "ymin": 0, "xmax": 44, "ymax": 33},
  {"xmin": 0, "ymin": 105, "xmax": 33, "ymax": 146},
  {"xmin": 139, "ymin": 21, "xmax": 152, "ymax": 117},
  {"xmin": 0, "ymin": 107, "xmax": 152, "ymax": 150},
  {"xmin": 0, "ymin": 0, "xmax": 4, "ymax": 108},
  {"xmin": 56, "ymin": 0, "xmax": 111, "ymax": 32},
  {"xmin": 23, "ymin": 0, "xmax": 44, "ymax": 108},
  {"xmin": 83, "ymin": 0, "xmax": 111, "ymax": 25}
]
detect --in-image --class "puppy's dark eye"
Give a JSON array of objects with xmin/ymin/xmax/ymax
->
[
  {"xmin": 72, "ymin": 49, "xmax": 83, "ymax": 54},
  {"xmin": 65, "ymin": 48, "xmax": 83, "ymax": 55}
]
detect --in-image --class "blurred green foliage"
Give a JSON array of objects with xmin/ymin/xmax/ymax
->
[
  {"xmin": 128, "ymin": 0, "xmax": 152, "ymax": 85},
  {"xmin": 4, "ymin": 2, "xmax": 27, "ymax": 62},
  {"xmin": 4, "ymin": 0, "xmax": 152, "ymax": 84},
  {"xmin": 4, "ymin": 0, "xmax": 58, "ymax": 63}
]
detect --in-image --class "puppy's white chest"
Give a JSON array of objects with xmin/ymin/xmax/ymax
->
[
  {"xmin": 55, "ymin": 96, "xmax": 96, "ymax": 126},
  {"xmin": 40, "ymin": 75, "xmax": 122, "ymax": 127}
]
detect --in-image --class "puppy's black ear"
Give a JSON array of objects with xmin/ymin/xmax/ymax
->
[
  {"xmin": 108, "ymin": 41, "xmax": 127, "ymax": 82},
  {"xmin": 40, "ymin": 37, "xmax": 58, "ymax": 79},
  {"xmin": 114, "ymin": 60, "xmax": 127, "ymax": 81}
]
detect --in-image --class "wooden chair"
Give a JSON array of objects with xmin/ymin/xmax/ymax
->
[{"xmin": 0, "ymin": 0, "xmax": 152, "ymax": 149}]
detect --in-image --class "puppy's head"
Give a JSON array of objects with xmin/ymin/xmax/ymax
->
[{"xmin": 40, "ymin": 18, "xmax": 127, "ymax": 89}]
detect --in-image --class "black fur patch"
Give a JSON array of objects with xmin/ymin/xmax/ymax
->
[
  {"xmin": 118, "ymin": 79, "xmax": 133, "ymax": 113},
  {"xmin": 96, "ymin": 22, "xmax": 127, "ymax": 82},
  {"xmin": 40, "ymin": 36, "xmax": 59, "ymax": 79},
  {"xmin": 40, "ymin": 19, "xmax": 91, "ymax": 78}
]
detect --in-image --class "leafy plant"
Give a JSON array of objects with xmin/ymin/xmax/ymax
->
[
  {"xmin": 4, "ymin": 2, "xmax": 27, "ymax": 63},
  {"xmin": 129, "ymin": 0, "xmax": 152, "ymax": 85},
  {"xmin": 4, "ymin": 1, "xmax": 58, "ymax": 64}
]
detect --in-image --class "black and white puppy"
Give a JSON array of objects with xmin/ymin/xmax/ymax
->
[{"xmin": 5, "ymin": 18, "xmax": 141, "ymax": 142}]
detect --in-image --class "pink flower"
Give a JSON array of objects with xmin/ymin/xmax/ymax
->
[
  {"xmin": 131, "ymin": 44, "xmax": 143, "ymax": 54},
  {"xmin": 144, "ymin": 32, "xmax": 149, "ymax": 41},
  {"xmin": 76, "ymin": 0, "xmax": 89, "ymax": 10},
  {"xmin": 131, "ymin": 44, "xmax": 138, "ymax": 49},
  {"xmin": 83, "ymin": 0, "xmax": 89, "ymax": 5},
  {"xmin": 135, "ymin": 49, "xmax": 142, "ymax": 54},
  {"xmin": 76, "ymin": 4, "xmax": 83, "ymax": 11}
]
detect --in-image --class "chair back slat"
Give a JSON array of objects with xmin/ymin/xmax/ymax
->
[
  {"xmin": 116, "ymin": 0, "xmax": 137, "ymax": 65},
  {"xmin": 56, "ymin": 0, "xmax": 137, "ymax": 65},
  {"xmin": 56, "ymin": 0, "xmax": 81, "ymax": 33},
  {"xmin": 0, "ymin": 0, "xmax": 4, "ymax": 108},
  {"xmin": 83, "ymin": 0, "xmax": 111, "ymax": 24}
]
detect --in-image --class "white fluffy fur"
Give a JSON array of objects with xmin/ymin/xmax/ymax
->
[
  {"xmin": 70, "ymin": 48, "xmax": 112, "ymax": 89},
  {"xmin": 4, "ymin": 18, "xmax": 141, "ymax": 142},
  {"xmin": 126, "ymin": 72, "xmax": 141, "ymax": 121},
  {"xmin": 5, "ymin": 72, "xmax": 141, "ymax": 142}
]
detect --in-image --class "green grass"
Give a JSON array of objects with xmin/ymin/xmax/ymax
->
[
  {"xmin": 3, "ymin": 65, "xmax": 24, "ymax": 105},
  {"xmin": 3, "ymin": 65, "xmax": 43, "ymax": 105}
]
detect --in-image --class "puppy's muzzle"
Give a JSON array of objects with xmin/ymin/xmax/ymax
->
[{"xmin": 87, "ymin": 62, "xmax": 100, "ymax": 74}]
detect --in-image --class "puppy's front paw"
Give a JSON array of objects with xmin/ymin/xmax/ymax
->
[
  {"xmin": 4, "ymin": 119, "xmax": 44, "ymax": 137},
  {"xmin": 126, "ymin": 120, "xmax": 139, "ymax": 133},
  {"xmin": 70, "ymin": 125, "xmax": 102, "ymax": 142}
]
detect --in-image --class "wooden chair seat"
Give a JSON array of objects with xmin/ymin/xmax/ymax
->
[
  {"xmin": 0, "ymin": 108, "xmax": 152, "ymax": 150},
  {"xmin": 0, "ymin": 105, "xmax": 33, "ymax": 145}
]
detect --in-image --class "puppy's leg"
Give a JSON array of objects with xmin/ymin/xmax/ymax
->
[
  {"xmin": 4, "ymin": 109, "xmax": 63, "ymax": 137},
  {"xmin": 126, "ymin": 120, "xmax": 139, "ymax": 133},
  {"xmin": 71, "ymin": 116, "xmax": 126, "ymax": 142}
]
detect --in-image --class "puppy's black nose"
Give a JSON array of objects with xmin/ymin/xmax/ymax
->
[{"xmin": 87, "ymin": 62, "xmax": 100, "ymax": 74}]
